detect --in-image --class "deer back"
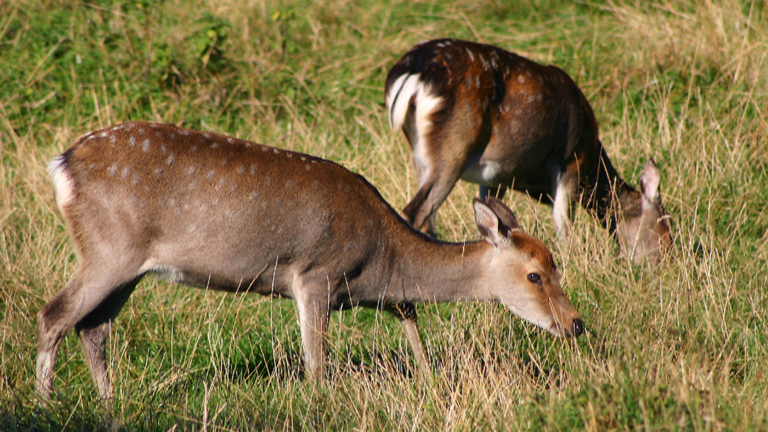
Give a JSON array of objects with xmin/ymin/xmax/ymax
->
[{"xmin": 51, "ymin": 122, "xmax": 402, "ymax": 298}]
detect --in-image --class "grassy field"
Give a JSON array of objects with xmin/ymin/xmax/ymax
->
[{"xmin": 1, "ymin": 0, "xmax": 767, "ymax": 430}]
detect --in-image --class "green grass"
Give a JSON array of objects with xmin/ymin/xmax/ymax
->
[{"xmin": 2, "ymin": 0, "xmax": 767, "ymax": 430}]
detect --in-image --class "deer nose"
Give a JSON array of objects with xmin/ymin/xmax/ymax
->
[{"xmin": 572, "ymin": 318, "xmax": 584, "ymax": 337}]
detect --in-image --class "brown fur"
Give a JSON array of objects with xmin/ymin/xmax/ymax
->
[
  {"xmin": 509, "ymin": 233, "xmax": 557, "ymax": 273},
  {"xmin": 386, "ymin": 39, "xmax": 672, "ymax": 263},
  {"xmin": 37, "ymin": 122, "xmax": 583, "ymax": 405}
]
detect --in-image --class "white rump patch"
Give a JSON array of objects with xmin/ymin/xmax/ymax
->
[
  {"xmin": 386, "ymin": 73, "xmax": 422, "ymax": 130},
  {"xmin": 386, "ymin": 73, "xmax": 444, "ymax": 184},
  {"xmin": 412, "ymin": 86, "xmax": 443, "ymax": 183},
  {"xmin": 47, "ymin": 156, "xmax": 75, "ymax": 210}
]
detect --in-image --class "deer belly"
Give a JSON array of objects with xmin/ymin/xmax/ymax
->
[
  {"xmin": 461, "ymin": 159, "xmax": 504, "ymax": 187},
  {"xmin": 460, "ymin": 156, "xmax": 555, "ymax": 197}
]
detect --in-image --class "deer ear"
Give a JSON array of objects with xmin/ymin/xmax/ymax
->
[
  {"xmin": 473, "ymin": 198, "xmax": 516, "ymax": 247},
  {"xmin": 485, "ymin": 197, "xmax": 520, "ymax": 230},
  {"xmin": 639, "ymin": 159, "xmax": 661, "ymax": 209}
]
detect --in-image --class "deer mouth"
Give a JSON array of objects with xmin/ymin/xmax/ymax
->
[
  {"xmin": 549, "ymin": 318, "xmax": 584, "ymax": 338},
  {"xmin": 548, "ymin": 321, "xmax": 569, "ymax": 337}
]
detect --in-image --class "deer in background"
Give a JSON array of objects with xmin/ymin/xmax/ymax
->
[
  {"xmin": 37, "ymin": 122, "xmax": 583, "ymax": 404},
  {"xmin": 385, "ymin": 39, "xmax": 672, "ymax": 264}
]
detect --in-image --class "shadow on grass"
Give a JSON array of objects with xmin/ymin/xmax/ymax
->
[
  {"xmin": 0, "ymin": 395, "xmax": 111, "ymax": 432},
  {"xmin": 209, "ymin": 344, "xmax": 422, "ymax": 384}
]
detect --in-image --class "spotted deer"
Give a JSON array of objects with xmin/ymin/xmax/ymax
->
[
  {"xmin": 385, "ymin": 39, "xmax": 672, "ymax": 263},
  {"xmin": 37, "ymin": 122, "xmax": 583, "ymax": 403}
]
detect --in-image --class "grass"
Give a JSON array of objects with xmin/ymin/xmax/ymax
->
[{"xmin": 1, "ymin": 0, "xmax": 767, "ymax": 430}]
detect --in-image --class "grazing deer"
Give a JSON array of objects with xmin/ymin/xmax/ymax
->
[
  {"xmin": 37, "ymin": 122, "xmax": 583, "ymax": 403},
  {"xmin": 385, "ymin": 39, "xmax": 672, "ymax": 263}
]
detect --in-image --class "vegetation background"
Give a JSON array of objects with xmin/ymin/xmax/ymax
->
[{"xmin": 1, "ymin": 0, "xmax": 766, "ymax": 430}]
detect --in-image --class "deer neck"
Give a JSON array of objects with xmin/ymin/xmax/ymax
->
[
  {"xmin": 580, "ymin": 145, "xmax": 638, "ymax": 234},
  {"xmin": 385, "ymin": 232, "xmax": 494, "ymax": 304}
]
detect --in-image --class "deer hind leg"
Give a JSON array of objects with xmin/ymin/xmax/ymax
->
[
  {"xmin": 400, "ymin": 86, "xmax": 487, "ymax": 238},
  {"xmin": 402, "ymin": 119, "xmax": 447, "ymax": 237},
  {"xmin": 403, "ymin": 163, "xmax": 470, "ymax": 238},
  {"xmin": 36, "ymin": 273, "xmax": 85, "ymax": 400},
  {"xmin": 403, "ymin": 135, "xmax": 484, "ymax": 238},
  {"xmin": 75, "ymin": 279, "xmax": 139, "ymax": 403},
  {"xmin": 37, "ymin": 261, "xmax": 142, "ymax": 401}
]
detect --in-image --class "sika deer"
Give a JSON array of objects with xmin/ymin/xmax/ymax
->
[
  {"xmin": 385, "ymin": 39, "xmax": 672, "ymax": 263},
  {"xmin": 37, "ymin": 122, "xmax": 583, "ymax": 403}
]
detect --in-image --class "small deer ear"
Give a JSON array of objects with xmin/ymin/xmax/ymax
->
[
  {"xmin": 473, "ymin": 198, "xmax": 516, "ymax": 247},
  {"xmin": 485, "ymin": 197, "xmax": 520, "ymax": 230},
  {"xmin": 639, "ymin": 159, "xmax": 661, "ymax": 209}
]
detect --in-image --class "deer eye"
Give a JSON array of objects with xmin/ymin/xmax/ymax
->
[{"xmin": 527, "ymin": 273, "xmax": 542, "ymax": 284}]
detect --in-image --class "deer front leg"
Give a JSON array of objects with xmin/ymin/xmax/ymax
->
[
  {"xmin": 388, "ymin": 302, "xmax": 429, "ymax": 374},
  {"xmin": 292, "ymin": 283, "xmax": 331, "ymax": 380},
  {"xmin": 552, "ymin": 169, "xmax": 578, "ymax": 242}
]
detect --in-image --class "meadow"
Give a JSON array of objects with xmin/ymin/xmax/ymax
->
[{"xmin": 1, "ymin": 0, "xmax": 766, "ymax": 430}]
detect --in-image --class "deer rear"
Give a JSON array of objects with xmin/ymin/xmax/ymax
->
[
  {"xmin": 37, "ymin": 122, "xmax": 583, "ymax": 403},
  {"xmin": 385, "ymin": 39, "xmax": 672, "ymax": 263}
]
